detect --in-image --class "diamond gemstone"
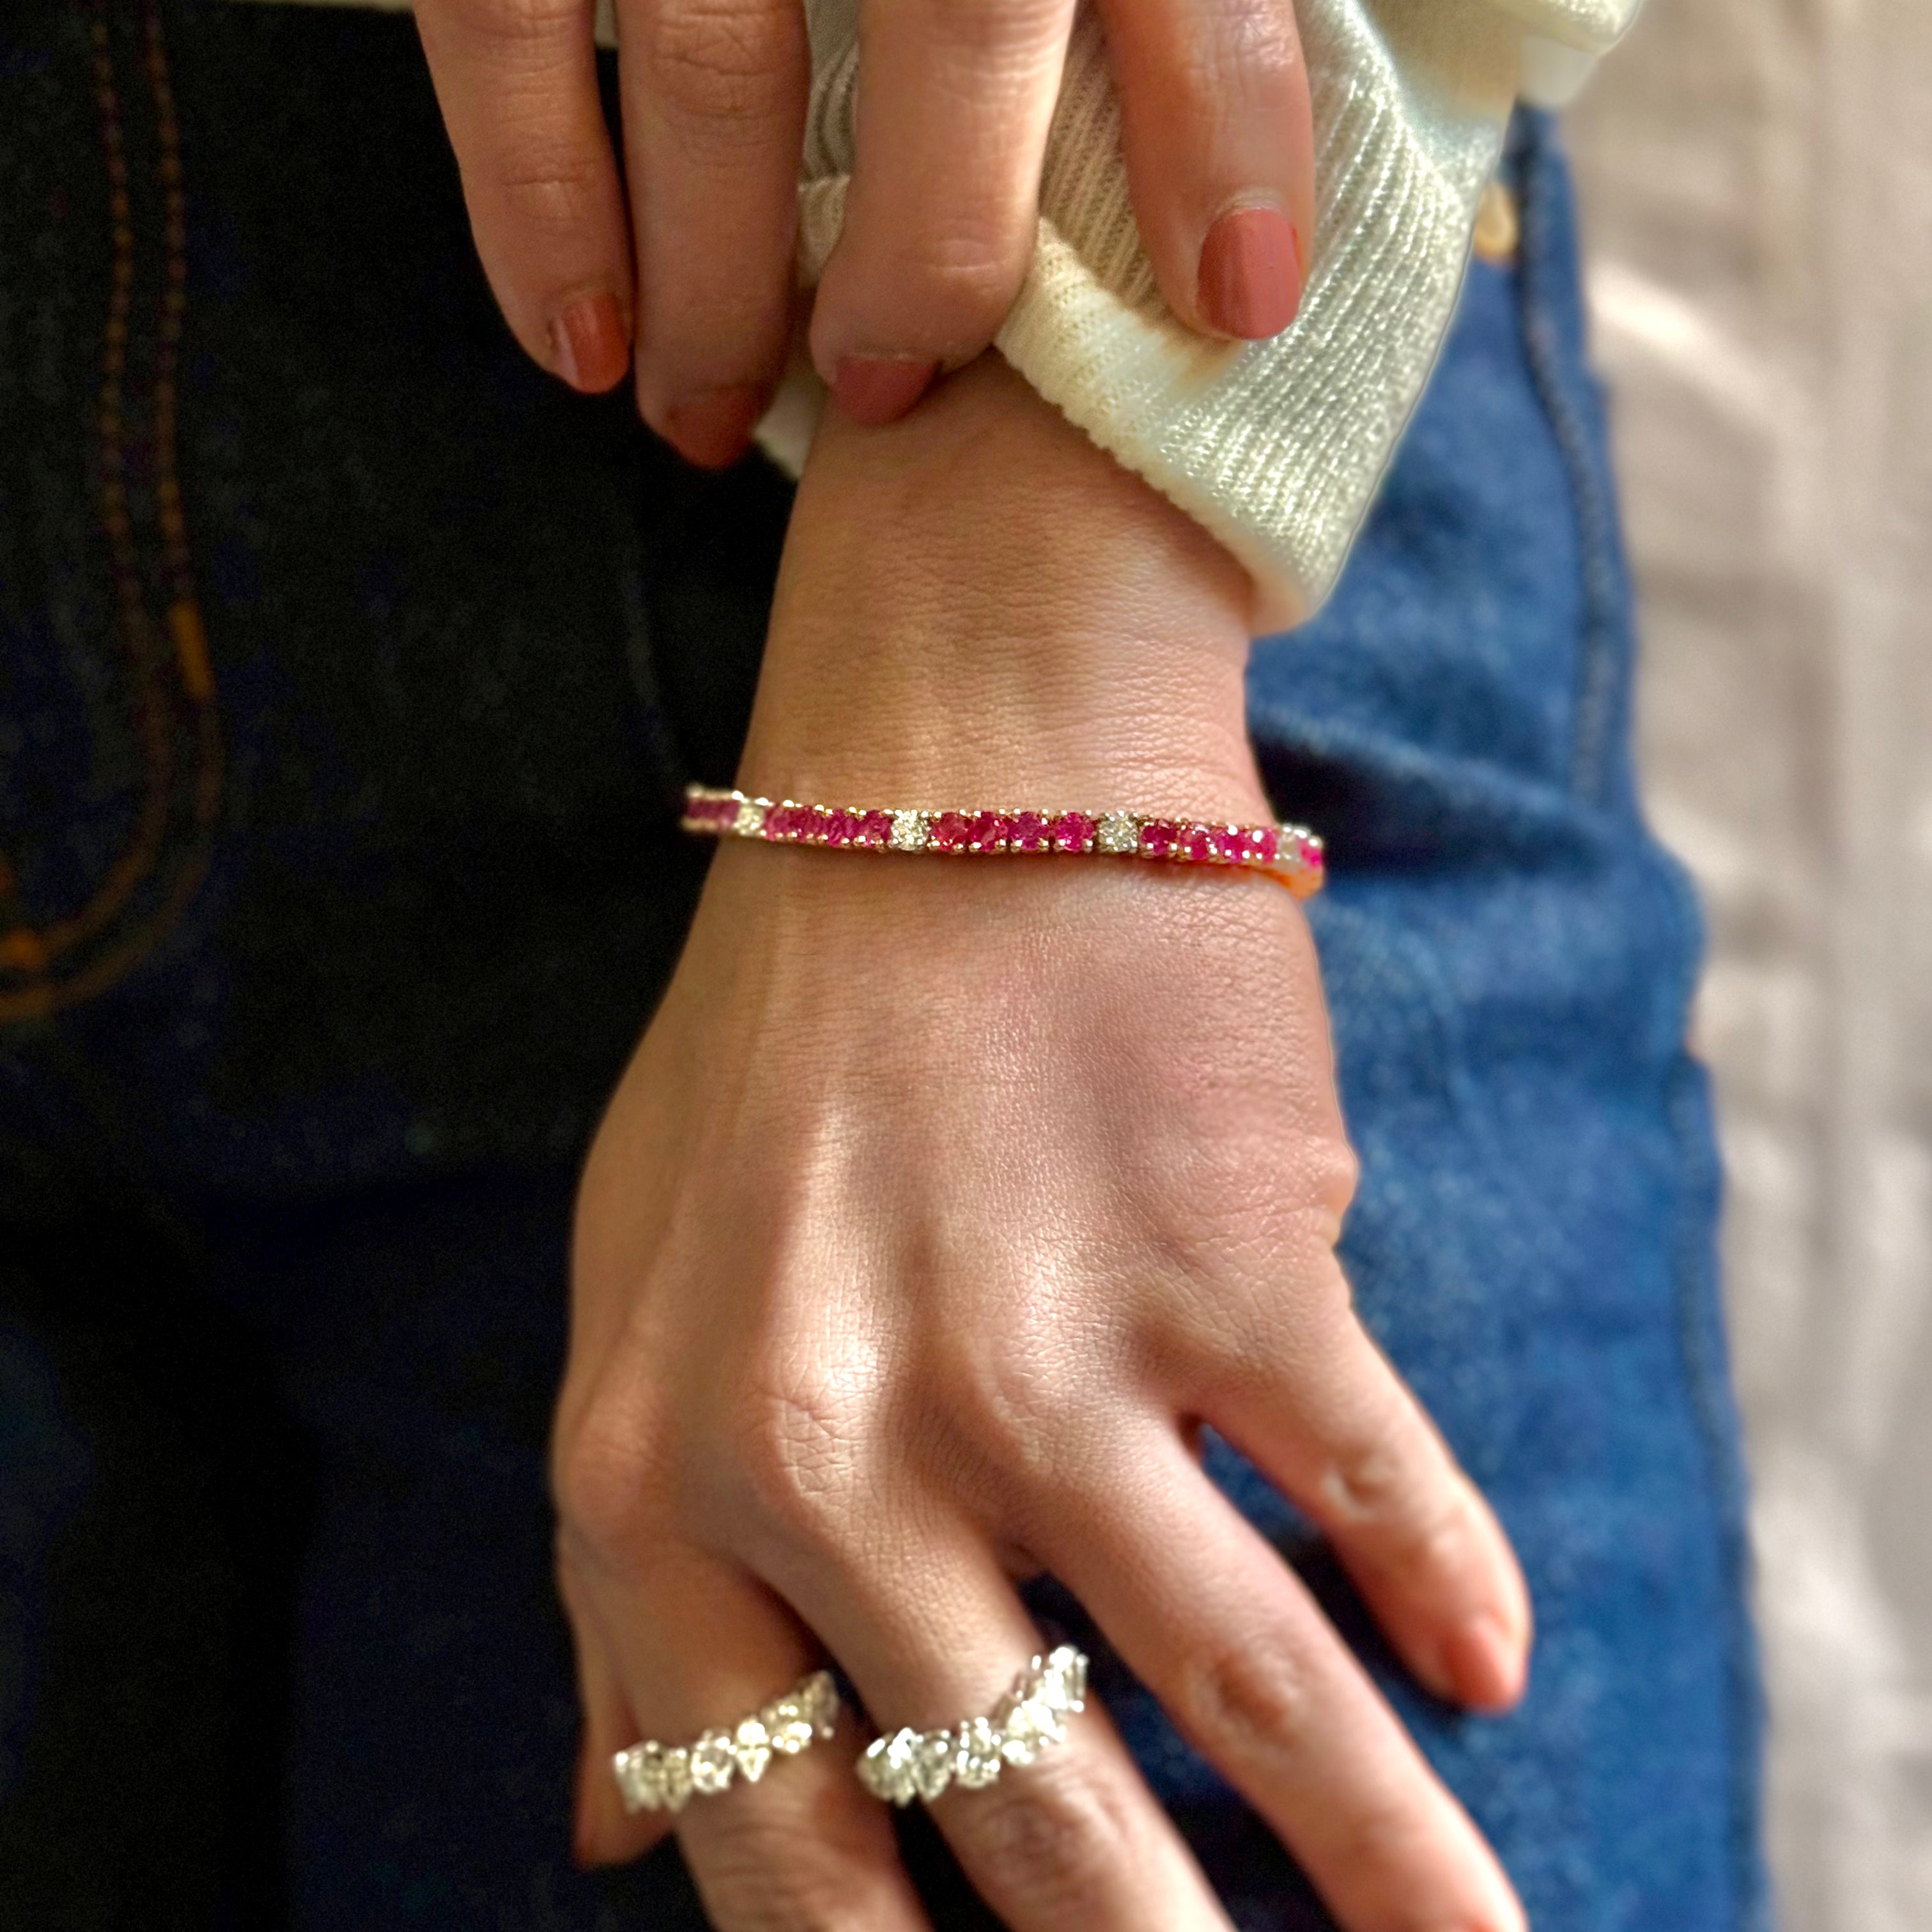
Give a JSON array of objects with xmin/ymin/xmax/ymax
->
[
  {"xmin": 690, "ymin": 1728, "xmax": 737, "ymax": 1796},
  {"xmin": 733, "ymin": 1716, "xmax": 773, "ymax": 1782},
  {"xmin": 1096, "ymin": 812, "xmax": 1138, "ymax": 854},
  {"xmin": 1038, "ymin": 1646, "xmax": 1088, "ymax": 1712},
  {"xmin": 954, "ymin": 1717, "xmax": 1005, "ymax": 1789},
  {"xmin": 613, "ymin": 1742, "xmax": 663, "ymax": 1813},
  {"xmin": 763, "ymin": 1693, "xmax": 815, "ymax": 1756},
  {"xmin": 659, "ymin": 1745, "xmax": 695, "ymax": 1812},
  {"xmin": 733, "ymin": 799, "xmax": 768, "ymax": 837},
  {"xmin": 889, "ymin": 809, "xmax": 929, "ymax": 852},
  {"xmin": 912, "ymin": 1729, "xmax": 957, "ymax": 1802},
  {"xmin": 998, "ymin": 1696, "xmax": 1067, "ymax": 1767},
  {"xmin": 800, "ymin": 1670, "xmax": 839, "ymax": 1740},
  {"xmin": 860, "ymin": 1729, "xmax": 921, "ymax": 1806}
]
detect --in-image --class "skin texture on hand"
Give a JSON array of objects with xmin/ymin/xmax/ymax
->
[
  {"xmin": 412, "ymin": 0, "xmax": 1315, "ymax": 463},
  {"xmin": 552, "ymin": 359, "xmax": 1531, "ymax": 1931}
]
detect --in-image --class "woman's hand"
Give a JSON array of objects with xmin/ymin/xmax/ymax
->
[
  {"xmin": 413, "ymin": 0, "xmax": 1315, "ymax": 461},
  {"xmin": 553, "ymin": 357, "xmax": 1530, "ymax": 1929}
]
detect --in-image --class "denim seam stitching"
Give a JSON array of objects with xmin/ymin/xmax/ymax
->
[{"xmin": 1515, "ymin": 118, "xmax": 1627, "ymax": 810}]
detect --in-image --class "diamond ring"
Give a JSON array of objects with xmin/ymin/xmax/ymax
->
[
  {"xmin": 612, "ymin": 1669, "xmax": 840, "ymax": 1814},
  {"xmin": 856, "ymin": 1646, "xmax": 1090, "ymax": 1807}
]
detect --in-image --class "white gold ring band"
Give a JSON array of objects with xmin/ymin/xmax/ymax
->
[
  {"xmin": 856, "ymin": 1645, "xmax": 1090, "ymax": 1807},
  {"xmin": 612, "ymin": 1669, "xmax": 839, "ymax": 1814}
]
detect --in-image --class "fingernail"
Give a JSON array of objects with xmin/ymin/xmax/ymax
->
[
  {"xmin": 550, "ymin": 293, "xmax": 631, "ymax": 394},
  {"xmin": 1198, "ymin": 205, "xmax": 1304, "ymax": 340},
  {"xmin": 831, "ymin": 355, "xmax": 938, "ymax": 426},
  {"xmin": 1443, "ymin": 1611, "xmax": 1527, "ymax": 1711},
  {"xmin": 663, "ymin": 383, "xmax": 769, "ymax": 470}
]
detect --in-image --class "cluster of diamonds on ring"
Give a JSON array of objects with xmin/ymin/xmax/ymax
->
[
  {"xmin": 856, "ymin": 1646, "xmax": 1090, "ymax": 1808},
  {"xmin": 680, "ymin": 786, "xmax": 1325, "ymax": 899},
  {"xmin": 612, "ymin": 1670, "xmax": 839, "ymax": 1815}
]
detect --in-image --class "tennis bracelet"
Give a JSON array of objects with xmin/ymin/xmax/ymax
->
[{"xmin": 681, "ymin": 786, "xmax": 1324, "ymax": 898}]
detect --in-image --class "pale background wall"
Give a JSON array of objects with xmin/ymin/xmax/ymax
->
[{"xmin": 1566, "ymin": 5, "xmax": 1932, "ymax": 1926}]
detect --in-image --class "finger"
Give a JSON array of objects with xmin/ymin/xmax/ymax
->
[
  {"xmin": 1095, "ymin": 0, "xmax": 1315, "ymax": 339},
  {"xmin": 417, "ymin": 0, "xmax": 635, "ymax": 392},
  {"xmin": 578, "ymin": 1539, "xmax": 932, "ymax": 1928},
  {"xmin": 1196, "ymin": 1267, "xmax": 1533, "ymax": 1712},
  {"xmin": 1044, "ymin": 1428, "xmax": 1527, "ymax": 1932},
  {"xmin": 616, "ymin": 0, "xmax": 808, "ymax": 467},
  {"xmin": 768, "ymin": 1513, "xmax": 1237, "ymax": 1930},
  {"xmin": 808, "ymin": 0, "xmax": 1080, "ymax": 424},
  {"xmin": 559, "ymin": 1548, "xmax": 674, "ymax": 1867}
]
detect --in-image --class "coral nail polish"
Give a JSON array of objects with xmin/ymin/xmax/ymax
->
[
  {"xmin": 663, "ymin": 384, "xmax": 769, "ymax": 469},
  {"xmin": 831, "ymin": 356, "xmax": 938, "ymax": 426},
  {"xmin": 1198, "ymin": 206, "xmax": 1304, "ymax": 340},
  {"xmin": 550, "ymin": 293, "xmax": 631, "ymax": 394}
]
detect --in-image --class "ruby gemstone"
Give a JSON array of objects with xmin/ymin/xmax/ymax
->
[
  {"xmin": 858, "ymin": 810, "xmax": 893, "ymax": 848},
  {"xmin": 968, "ymin": 811, "xmax": 1012, "ymax": 853},
  {"xmin": 1251, "ymin": 826, "xmax": 1279, "ymax": 864},
  {"xmin": 1010, "ymin": 811, "xmax": 1050, "ymax": 852},
  {"xmin": 1050, "ymin": 812, "xmax": 1097, "ymax": 853},
  {"xmin": 1180, "ymin": 824, "xmax": 1217, "ymax": 863},
  {"xmin": 931, "ymin": 812, "xmax": 973, "ymax": 853},
  {"xmin": 823, "ymin": 809, "xmax": 858, "ymax": 847},
  {"xmin": 1138, "ymin": 819, "xmax": 1181, "ymax": 860},
  {"xmin": 1210, "ymin": 826, "xmax": 1251, "ymax": 863},
  {"xmin": 762, "ymin": 804, "xmax": 796, "ymax": 840}
]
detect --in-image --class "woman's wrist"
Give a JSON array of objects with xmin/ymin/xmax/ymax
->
[{"xmin": 737, "ymin": 355, "xmax": 1272, "ymax": 824}]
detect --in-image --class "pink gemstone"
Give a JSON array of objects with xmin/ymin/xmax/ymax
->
[
  {"xmin": 1010, "ymin": 811, "xmax": 1049, "ymax": 852},
  {"xmin": 1139, "ymin": 819, "xmax": 1180, "ymax": 860},
  {"xmin": 968, "ymin": 811, "xmax": 1012, "ymax": 853},
  {"xmin": 1210, "ymin": 826, "xmax": 1251, "ymax": 863},
  {"xmin": 823, "ymin": 809, "xmax": 858, "ymax": 847},
  {"xmin": 931, "ymin": 811, "xmax": 973, "ymax": 853},
  {"xmin": 1180, "ymin": 824, "xmax": 1217, "ymax": 863},
  {"xmin": 795, "ymin": 806, "xmax": 830, "ymax": 841},
  {"xmin": 1050, "ymin": 812, "xmax": 1097, "ymax": 853},
  {"xmin": 1251, "ymin": 826, "xmax": 1279, "ymax": 864},
  {"xmin": 858, "ymin": 810, "xmax": 893, "ymax": 848},
  {"xmin": 762, "ymin": 803, "xmax": 796, "ymax": 840}
]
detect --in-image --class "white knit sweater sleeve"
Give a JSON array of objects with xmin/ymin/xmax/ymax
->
[{"xmin": 767, "ymin": 0, "xmax": 1640, "ymax": 628}]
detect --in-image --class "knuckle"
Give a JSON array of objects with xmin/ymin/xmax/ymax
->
[
  {"xmin": 1321, "ymin": 1405, "xmax": 1439, "ymax": 1533},
  {"xmin": 1174, "ymin": 1629, "xmax": 1315, "ymax": 1764},
  {"xmin": 486, "ymin": 139, "xmax": 609, "ymax": 228},
  {"xmin": 644, "ymin": 0, "xmax": 799, "ymax": 136},
  {"xmin": 964, "ymin": 1752, "xmax": 1137, "ymax": 1918},
  {"xmin": 553, "ymin": 1407, "xmax": 668, "ymax": 1562},
  {"xmin": 1180, "ymin": 0, "xmax": 1303, "ymax": 102},
  {"xmin": 684, "ymin": 1831, "xmax": 862, "ymax": 1931},
  {"xmin": 937, "ymin": 1318, "xmax": 1096, "ymax": 1487},
  {"xmin": 729, "ymin": 1367, "xmax": 865, "ymax": 1548},
  {"xmin": 923, "ymin": 0, "xmax": 1073, "ymax": 62},
  {"xmin": 432, "ymin": 0, "xmax": 587, "ymax": 48},
  {"xmin": 893, "ymin": 228, "xmax": 1027, "ymax": 340}
]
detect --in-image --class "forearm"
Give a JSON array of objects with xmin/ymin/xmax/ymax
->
[{"xmin": 738, "ymin": 355, "xmax": 1272, "ymax": 824}]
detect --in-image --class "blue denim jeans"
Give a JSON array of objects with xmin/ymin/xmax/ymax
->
[{"xmin": 0, "ymin": 3, "xmax": 1766, "ymax": 1926}]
